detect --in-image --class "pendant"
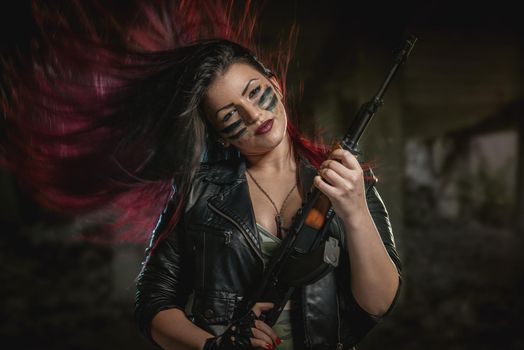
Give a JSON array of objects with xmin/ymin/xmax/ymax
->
[{"xmin": 275, "ymin": 214, "xmax": 282, "ymax": 237}]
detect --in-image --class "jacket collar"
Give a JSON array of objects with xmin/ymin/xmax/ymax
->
[
  {"xmin": 205, "ymin": 154, "xmax": 318, "ymax": 259},
  {"xmin": 204, "ymin": 154, "xmax": 318, "ymax": 191}
]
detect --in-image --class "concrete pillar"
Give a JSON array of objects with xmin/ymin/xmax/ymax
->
[{"xmin": 517, "ymin": 116, "xmax": 524, "ymax": 233}]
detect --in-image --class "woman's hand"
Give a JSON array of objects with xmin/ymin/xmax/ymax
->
[
  {"xmin": 313, "ymin": 148, "xmax": 368, "ymax": 222},
  {"xmin": 249, "ymin": 302, "xmax": 281, "ymax": 349},
  {"xmin": 203, "ymin": 302, "xmax": 281, "ymax": 349}
]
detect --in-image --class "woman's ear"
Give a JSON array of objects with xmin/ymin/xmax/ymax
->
[
  {"xmin": 216, "ymin": 137, "xmax": 229, "ymax": 148},
  {"xmin": 269, "ymin": 76, "xmax": 283, "ymax": 99}
]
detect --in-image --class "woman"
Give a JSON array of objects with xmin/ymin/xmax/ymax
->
[
  {"xmin": 134, "ymin": 39, "xmax": 402, "ymax": 350},
  {"xmin": 1, "ymin": 3, "xmax": 400, "ymax": 349}
]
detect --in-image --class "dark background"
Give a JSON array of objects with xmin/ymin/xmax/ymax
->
[{"xmin": 1, "ymin": 1, "xmax": 523, "ymax": 349}]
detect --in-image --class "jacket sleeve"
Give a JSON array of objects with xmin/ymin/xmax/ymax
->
[
  {"xmin": 335, "ymin": 167, "xmax": 402, "ymax": 344},
  {"xmin": 134, "ymin": 214, "xmax": 193, "ymax": 346}
]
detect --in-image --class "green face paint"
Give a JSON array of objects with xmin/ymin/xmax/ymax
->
[
  {"xmin": 218, "ymin": 85, "xmax": 279, "ymax": 141},
  {"xmin": 227, "ymin": 127, "xmax": 247, "ymax": 140},
  {"xmin": 220, "ymin": 119, "xmax": 242, "ymax": 134},
  {"xmin": 265, "ymin": 94, "xmax": 278, "ymax": 112},
  {"xmin": 258, "ymin": 86, "xmax": 273, "ymax": 107}
]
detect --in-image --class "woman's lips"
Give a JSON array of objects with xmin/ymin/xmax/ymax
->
[{"xmin": 255, "ymin": 119, "xmax": 274, "ymax": 135}]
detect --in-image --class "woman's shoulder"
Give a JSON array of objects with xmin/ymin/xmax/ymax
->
[
  {"xmin": 195, "ymin": 156, "xmax": 245, "ymax": 184},
  {"xmin": 184, "ymin": 157, "xmax": 245, "ymax": 213}
]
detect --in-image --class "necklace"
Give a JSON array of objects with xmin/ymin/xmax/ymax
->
[{"xmin": 246, "ymin": 169, "xmax": 297, "ymax": 238}]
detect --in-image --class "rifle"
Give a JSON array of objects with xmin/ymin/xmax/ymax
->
[{"xmin": 237, "ymin": 35, "xmax": 417, "ymax": 326}]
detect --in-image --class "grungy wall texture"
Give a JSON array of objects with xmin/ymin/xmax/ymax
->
[{"xmin": 1, "ymin": 1, "xmax": 523, "ymax": 349}]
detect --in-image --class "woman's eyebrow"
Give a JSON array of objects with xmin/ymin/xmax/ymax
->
[
  {"xmin": 241, "ymin": 78, "xmax": 259, "ymax": 96},
  {"xmin": 215, "ymin": 78, "xmax": 259, "ymax": 120}
]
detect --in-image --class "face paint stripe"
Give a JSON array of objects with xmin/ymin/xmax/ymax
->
[
  {"xmin": 266, "ymin": 94, "xmax": 278, "ymax": 112},
  {"xmin": 228, "ymin": 127, "xmax": 247, "ymax": 140},
  {"xmin": 258, "ymin": 86, "xmax": 273, "ymax": 106},
  {"xmin": 220, "ymin": 119, "xmax": 243, "ymax": 134}
]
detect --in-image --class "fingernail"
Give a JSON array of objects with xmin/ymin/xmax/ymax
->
[
  {"xmin": 265, "ymin": 344, "xmax": 273, "ymax": 349},
  {"xmin": 276, "ymin": 337, "xmax": 282, "ymax": 345}
]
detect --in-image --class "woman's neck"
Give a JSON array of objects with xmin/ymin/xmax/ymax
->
[{"xmin": 244, "ymin": 134, "xmax": 297, "ymax": 174}]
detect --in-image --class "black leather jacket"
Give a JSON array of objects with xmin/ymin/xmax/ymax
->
[{"xmin": 135, "ymin": 155, "xmax": 401, "ymax": 349}]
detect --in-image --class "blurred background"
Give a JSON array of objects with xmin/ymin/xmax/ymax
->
[{"xmin": 1, "ymin": 1, "xmax": 522, "ymax": 349}]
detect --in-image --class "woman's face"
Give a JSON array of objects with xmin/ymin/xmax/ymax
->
[{"xmin": 203, "ymin": 62, "xmax": 288, "ymax": 157}]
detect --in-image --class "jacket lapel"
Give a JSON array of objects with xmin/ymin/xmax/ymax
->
[
  {"xmin": 206, "ymin": 158, "xmax": 263, "ymax": 261},
  {"xmin": 205, "ymin": 155, "xmax": 319, "ymax": 262}
]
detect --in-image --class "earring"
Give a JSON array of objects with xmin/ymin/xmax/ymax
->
[{"xmin": 217, "ymin": 138, "xmax": 227, "ymax": 147}]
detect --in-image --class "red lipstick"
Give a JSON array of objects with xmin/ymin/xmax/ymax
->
[{"xmin": 255, "ymin": 119, "xmax": 274, "ymax": 135}]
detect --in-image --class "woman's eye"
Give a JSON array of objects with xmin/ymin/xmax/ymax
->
[
  {"xmin": 223, "ymin": 109, "xmax": 236, "ymax": 122},
  {"xmin": 249, "ymin": 86, "xmax": 261, "ymax": 99}
]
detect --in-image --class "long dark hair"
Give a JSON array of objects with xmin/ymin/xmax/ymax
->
[
  {"xmin": 132, "ymin": 39, "xmax": 330, "ymax": 250},
  {"xmin": 1, "ymin": 1, "xmax": 329, "ymax": 245},
  {"xmin": 128, "ymin": 39, "xmax": 279, "ymax": 181}
]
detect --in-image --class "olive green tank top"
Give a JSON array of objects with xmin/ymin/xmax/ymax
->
[{"xmin": 257, "ymin": 222, "xmax": 294, "ymax": 350}]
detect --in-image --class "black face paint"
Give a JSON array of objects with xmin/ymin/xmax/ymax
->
[
  {"xmin": 258, "ymin": 86, "xmax": 273, "ymax": 107},
  {"xmin": 220, "ymin": 118, "xmax": 242, "ymax": 134},
  {"xmin": 228, "ymin": 127, "xmax": 247, "ymax": 140}
]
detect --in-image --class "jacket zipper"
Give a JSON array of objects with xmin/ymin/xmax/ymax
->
[
  {"xmin": 202, "ymin": 231, "xmax": 206, "ymax": 288},
  {"xmin": 208, "ymin": 201, "xmax": 265, "ymax": 266},
  {"xmin": 336, "ymin": 290, "xmax": 343, "ymax": 350},
  {"xmin": 189, "ymin": 223, "xmax": 232, "ymax": 245}
]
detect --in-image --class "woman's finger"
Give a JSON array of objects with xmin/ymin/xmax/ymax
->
[
  {"xmin": 329, "ymin": 149, "xmax": 362, "ymax": 172},
  {"xmin": 254, "ymin": 319, "xmax": 280, "ymax": 345},
  {"xmin": 250, "ymin": 337, "xmax": 274, "ymax": 349},
  {"xmin": 251, "ymin": 327, "xmax": 274, "ymax": 346},
  {"xmin": 319, "ymin": 166, "xmax": 347, "ymax": 189},
  {"xmin": 251, "ymin": 338, "xmax": 275, "ymax": 350},
  {"xmin": 320, "ymin": 158, "xmax": 352, "ymax": 179},
  {"xmin": 314, "ymin": 175, "xmax": 337, "ymax": 198},
  {"xmin": 251, "ymin": 302, "xmax": 274, "ymax": 318}
]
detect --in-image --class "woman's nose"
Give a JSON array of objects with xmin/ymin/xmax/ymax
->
[{"xmin": 237, "ymin": 102, "xmax": 262, "ymax": 125}]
